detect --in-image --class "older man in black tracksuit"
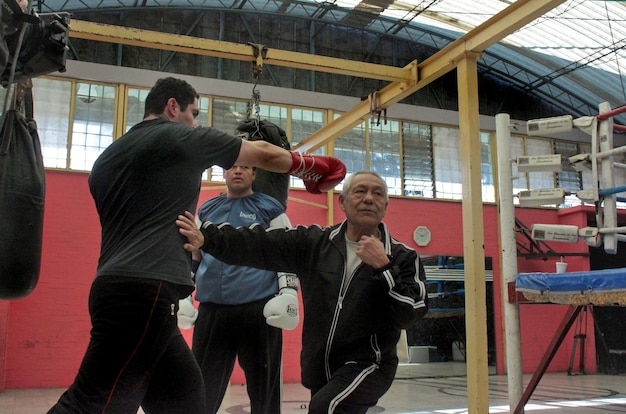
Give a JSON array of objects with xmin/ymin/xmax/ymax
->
[{"xmin": 177, "ymin": 170, "xmax": 428, "ymax": 414}]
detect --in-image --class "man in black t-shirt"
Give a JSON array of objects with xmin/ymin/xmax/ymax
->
[{"xmin": 48, "ymin": 77, "xmax": 346, "ymax": 414}]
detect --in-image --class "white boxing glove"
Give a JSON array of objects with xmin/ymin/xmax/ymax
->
[
  {"xmin": 263, "ymin": 273, "xmax": 300, "ymax": 330},
  {"xmin": 177, "ymin": 295, "xmax": 198, "ymax": 329}
]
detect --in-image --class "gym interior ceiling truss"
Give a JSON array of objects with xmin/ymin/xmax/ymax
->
[{"xmin": 37, "ymin": 0, "xmax": 626, "ymax": 128}]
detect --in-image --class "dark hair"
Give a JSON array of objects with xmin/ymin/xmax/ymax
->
[{"xmin": 143, "ymin": 77, "xmax": 199, "ymax": 117}]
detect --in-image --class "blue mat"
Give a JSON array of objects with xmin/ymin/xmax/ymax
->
[{"xmin": 516, "ymin": 268, "xmax": 626, "ymax": 305}]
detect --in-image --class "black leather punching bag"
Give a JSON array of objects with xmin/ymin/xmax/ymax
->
[
  {"xmin": 0, "ymin": 87, "xmax": 45, "ymax": 299},
  {"xmin": 235, "ymin": 119, "xmax": 291, "ymax": 209}
]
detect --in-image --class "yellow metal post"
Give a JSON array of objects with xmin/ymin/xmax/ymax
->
[{"xmin": 457, "ymin": 52, "xmax": 490, "ymax": 413}]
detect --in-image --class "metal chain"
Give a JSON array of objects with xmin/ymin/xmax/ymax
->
[{"xmin": 250, "ymin": 74, "xmax": 261, "ymax": 137}]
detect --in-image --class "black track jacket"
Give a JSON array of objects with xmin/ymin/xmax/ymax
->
[{"xmin": 199, "ymin": 219, "xmax": 428, "ymax": 389}]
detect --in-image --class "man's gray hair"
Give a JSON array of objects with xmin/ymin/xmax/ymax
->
[{"xmin": 341, "ymin": 171, "xmax": 389, "ymax": 201}]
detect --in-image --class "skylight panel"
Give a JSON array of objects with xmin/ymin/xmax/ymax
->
[{"xmin": 312, "ymin": 0, "xmax": 361, "ymax": 9}]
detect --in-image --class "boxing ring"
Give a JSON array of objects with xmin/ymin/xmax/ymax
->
[
  {"xmin": 496, "ymin": 102, "xmax": 626, "ymax": 413},
  {"xmin": 509, "ymin": 269, "xmax": 626, "ymax": 413}
]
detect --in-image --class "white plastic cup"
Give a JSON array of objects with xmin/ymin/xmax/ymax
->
[{"xmin": 556, "ymin": 262, "xmax": 568, "ymax": 273}]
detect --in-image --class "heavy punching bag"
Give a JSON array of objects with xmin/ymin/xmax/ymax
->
[
  {"xmin": 0, "ymin": 85, "xmax": 45, "ymax": 299},
  {"xmin": 235, "ymin": 119, "xmax": 291, "ymax": 209}
]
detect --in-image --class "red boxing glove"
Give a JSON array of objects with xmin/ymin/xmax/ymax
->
[{"xmin": 288, "ymin": 152, "xmax": 347, "ymax": 194}]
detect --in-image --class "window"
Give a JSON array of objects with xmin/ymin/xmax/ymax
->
[
  {"xmin": 31, "ymin": 77, "xmax": 71, "ymax": 168},
  {"xmin": 370, "ymin": 120, "xmax": 401, "ymax": 196},
  {"xmin": 212, "ymin": 98, "xmax": 248, "ymax": 135},
  {"xmin": 258, "ymin": 104, "xmax": 287, "ymax": 133},
  {"xmin": 291, "ymin": 108, "xmax": 325, "ymax": 147},
  {"xmin": 480, "ymin": 132, "xmax": 495, "ymax": 202},
  {"xmin": 402, "ymin": 122, "xmax": 433, "ymax": 198},
  {"xmin": 291, "ymin": 108, "xmax": 326, "ymax": 189},
  {"xmin": 210, "ymin": 98, "xmax": 249, "ymax": 182},
  {"xmin": 334, "ymin": 115, "xmax": 367, "ymax": 174},
  {"xmin": 431, "ymin": 127, "xmax": 495, "ymax": 201},
  {"xmin": 126, "ymin": 87, "xmax": 148, "ymax": 132},
  {"xmin": 18, "ymin": 75, "xmax": 609, "ymax": 209},
  {"xmin": 197, "ymin": 96, "xmax": 210, "ymax": 127},
  {"xmin": 30, "ymin": 78, "xmax": 116, "ymax": 171},
  {"xmin": 69, "ymin": 82, "xmax": 117, "ymax": 171},
  {"xmin": 433, "ymin": 126, "xmax": 462, "ymax": 200}
]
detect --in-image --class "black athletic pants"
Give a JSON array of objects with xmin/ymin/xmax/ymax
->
[
  {"xmin": 192, "ymin": 297, "xmax": 283, "ymax": 414},
  {"xmin": 308, "ymin": 358, "xmax": 397, "ymax": 414},
  {"xmin": 48, "ymin": 276, "xmax": 204, "ymax": 414}
]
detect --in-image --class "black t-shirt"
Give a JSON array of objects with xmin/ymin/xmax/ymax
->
[{"xmin": 88, "ymin": 118, "xmax": 241, "ymax": 289}]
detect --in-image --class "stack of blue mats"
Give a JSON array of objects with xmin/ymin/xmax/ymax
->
[{"xmin": 515, "ymin": 268, "xmax": 626, "ymax": 305}]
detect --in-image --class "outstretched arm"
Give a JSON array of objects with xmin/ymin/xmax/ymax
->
[
  {"xmin": 236, "ymin": 140, "xmax": 292, "ymax": 173},
  {"xmin": 238, "ymin": 140, "xmax": 346, "ymax": 193},
  {"xmin": 177, "ymin": 210, "xmax": 298, "ymax": 271}
]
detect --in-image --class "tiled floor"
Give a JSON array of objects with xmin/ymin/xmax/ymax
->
[{"xmin": 2, "ymin": 362, "xmax": 626, "ymax": 413}]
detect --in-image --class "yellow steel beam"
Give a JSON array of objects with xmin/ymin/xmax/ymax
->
[
  {"xmin": 294, "ymin": 0, "xmax": 566, "ymax": 152},
  {"xmin": 457, "ymin": 51, "xmax": 490, "ymax": 414},
  {"xmin": 69, "ymin": 20, "xmax": 414, "ymax": 83}
]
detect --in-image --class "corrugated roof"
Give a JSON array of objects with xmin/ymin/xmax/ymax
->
[{"xmin": 33, "ymin": 0, "xmax": 626, "ymax": 125}]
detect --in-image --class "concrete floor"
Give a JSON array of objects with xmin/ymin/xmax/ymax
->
[{"xmin": 2, "ymin": 362, "xmax": 626, "ymax": 413}]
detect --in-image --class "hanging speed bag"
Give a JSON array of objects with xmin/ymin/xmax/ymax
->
[
  {"xmin": 236, "ymin": 119, "xmax": 291, "ymax": 209},
  {"xmin": 0, "ymin": 109, "xmax": 45, "ymax": 299}
]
